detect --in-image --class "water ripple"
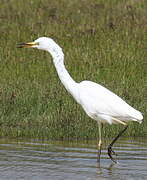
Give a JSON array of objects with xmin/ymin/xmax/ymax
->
[{"xmin": 0, "ymin": 138, "xmax": 147, "ymax": 180}]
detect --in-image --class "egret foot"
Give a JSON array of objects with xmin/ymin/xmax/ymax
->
[
  {"xmin": 108, "ymin": 145, "xmax": 117, "ymax": 163},
  {"xmin": 107, "ymin": 125, "xmax": 128, "ymax": 163}
]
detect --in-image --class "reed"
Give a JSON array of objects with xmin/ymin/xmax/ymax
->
[{"xmin": 0, "ymin": 0, "xmax": 146, "ymax": 139}]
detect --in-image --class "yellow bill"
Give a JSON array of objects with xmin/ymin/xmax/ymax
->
[{"xmin": 17, "ymin": 41, "xmax": 38, "ymax": 48}]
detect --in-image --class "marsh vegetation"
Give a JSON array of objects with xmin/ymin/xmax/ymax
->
[{"xmin": 0, "ymin": 0, "xmax": 146, "ymax": 139}]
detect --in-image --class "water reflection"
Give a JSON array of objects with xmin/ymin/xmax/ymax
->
[{"xmin": 0, "ymin": 138, "xmax": 146, "ymax": 180}]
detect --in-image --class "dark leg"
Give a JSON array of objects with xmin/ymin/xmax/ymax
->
[{"xmin": 108, "ymin": 125, "xmax": 128, "ymax": 163}]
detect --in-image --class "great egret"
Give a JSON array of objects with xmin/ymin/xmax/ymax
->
[{"xmin": 18, "ymin": 37, "xmax": 143, "ymax": 163}]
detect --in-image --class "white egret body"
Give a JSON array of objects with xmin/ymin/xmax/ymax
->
[{"xmin": 18, "ymin": 37, "xmax": 143, "ymax": 163}]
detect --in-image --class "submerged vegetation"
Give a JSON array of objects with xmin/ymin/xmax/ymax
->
[{"xmin": 0, "ymin": 0, "xmax": 146, "ymax": 139}]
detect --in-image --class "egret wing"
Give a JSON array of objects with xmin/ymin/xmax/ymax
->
[{"xmin": 78, "ymin": 81, "xmax": 142, "ymax": 122}]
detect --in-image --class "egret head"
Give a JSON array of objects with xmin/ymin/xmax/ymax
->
[{"xmin": 18, "ymin": 37, "xmax": 62, "ymax": 54}]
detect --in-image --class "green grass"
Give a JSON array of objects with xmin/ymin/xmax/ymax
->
[{"xmin": 0, "ymin": 0, "xmax": 146, "ymax": 139}]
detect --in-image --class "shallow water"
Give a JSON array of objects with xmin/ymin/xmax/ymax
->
[{"xmin": 0, "ymin": 138, "xmax": 147, "ymax": 180}]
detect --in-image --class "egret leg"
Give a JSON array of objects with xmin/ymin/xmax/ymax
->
[
  {"xmin": 108, "ymin": 125, "xmax": 128, "ymax": 163},
  {"xmin": 97, "ymin": 122, "xmax": 102, "ymax": 163}
]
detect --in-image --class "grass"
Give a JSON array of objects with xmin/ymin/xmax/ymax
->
[{"xmin": 0, "ymin": 0, "xmax": 146, "ymax": 140}]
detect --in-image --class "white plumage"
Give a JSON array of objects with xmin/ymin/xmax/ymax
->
[
  {"xmin": 18, "ymin": 37, "xmax": 143, "ymax": 163},
  {"xmin": 78, "ymin": 80, "xmax": 143, "ymax": 124}
]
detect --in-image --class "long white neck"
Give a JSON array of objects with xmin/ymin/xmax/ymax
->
[{"xmin": 47, "ymin": 47, "xmax": 79, "ymax": 100}]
